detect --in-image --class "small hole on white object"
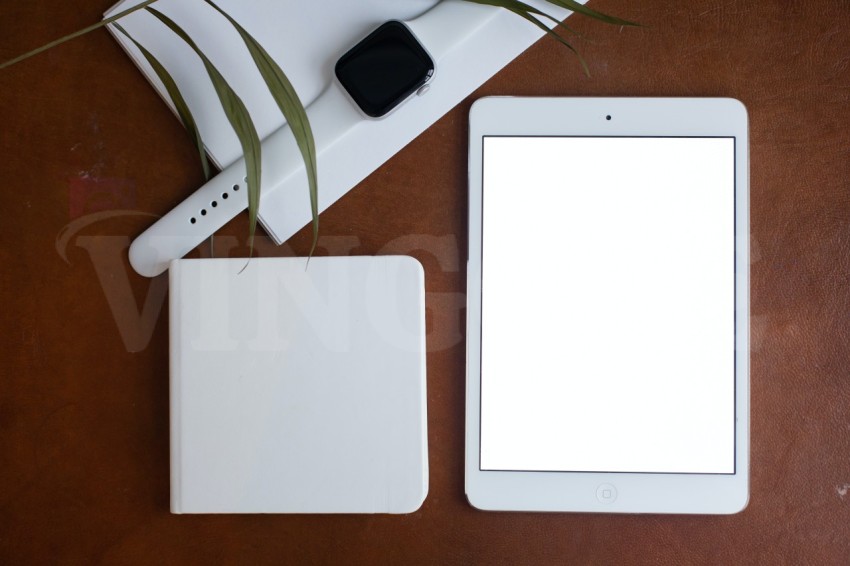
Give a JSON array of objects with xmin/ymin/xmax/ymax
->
[
  {"xmin": 201, "ymin": 209, "xmax": 207, "ymax": 216},
  {"xmin": 233, "ymin": 185, "xmax": 240, "ymax": 191},
  {"xmin": 222, "ymin": 193, "xmax": 228, "ymax": 200},
  {"xmin": 606, "ymin": 115, "xmax": 612, "ymax": 120},
  {"xmin": 190, "ymin": 217, "xmax": 196, "ymax": 224},
  {"xmin": 243, "ymin": 176, "xmax": 248, "ymax": 183},
  {"xmin": 211, "ymin": 201, "xmax": 218, "ymax": 208}
]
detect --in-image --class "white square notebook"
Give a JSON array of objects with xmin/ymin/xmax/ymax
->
[{"xmin": 168, "ymin": 257, "xmax": 428, "ymax": 514}]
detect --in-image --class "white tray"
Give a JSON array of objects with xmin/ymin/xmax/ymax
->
[{"xmin": 104, "ymin": 0, "xmax": 573, "ymax": 244}]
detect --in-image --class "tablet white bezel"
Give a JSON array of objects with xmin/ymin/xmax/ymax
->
[{"xmin": 465, "ymin": 97, "xmax": 749, "ymax": 514}]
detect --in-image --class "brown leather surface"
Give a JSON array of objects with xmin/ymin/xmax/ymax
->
[{"xmin": 1, "ymin": 0, "xmax": 849, "ymax": 563}]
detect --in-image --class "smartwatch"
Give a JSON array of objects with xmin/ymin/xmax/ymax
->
[
  {"xmin": 335, "ymin": 20, "xmax": 434, "ymax": 119},
  {"xmin": 129, "ymin": 0, "xmax": 494, "ymax": 277}
]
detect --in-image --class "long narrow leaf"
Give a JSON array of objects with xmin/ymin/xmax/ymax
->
[
  {"xmin": 112, "ymin": 23, "xmax": 210, "ymax": 181},
  {"xmin": 202, "ymin": 0, "xmax": 319, "ymax": 256},
  {"xmin": 485, "ymin": 0, "xmax": 579, "ymax": 34},
  {"xmin": 1, "ymin": 0, "xmax": 161, "ymax": 70},
  {"xmin": 467, "ymin": 0, "xmax": 589, "ymax": 75},
  {"xmin": 512, "ymin": 0, "xmax": 582, "ymax": 37},
  {"xmin": 147, "ymin": 7, "xmax": 262, "ymax": 245},
  {"xmin": 512, "ymin": 8, "xmax": 589, "ymax": 76},
  {"xmin": 542, "ymin": 0, "xmax": 639, "ymax": 27}
]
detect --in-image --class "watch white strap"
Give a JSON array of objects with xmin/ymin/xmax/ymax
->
[
  {"xmin": 129, "ymin": 0, "xmax": 499, "ymax": 278},
  {"xmin": 129, "ymin": 84, "xmax": 359, "ymax": 277}
]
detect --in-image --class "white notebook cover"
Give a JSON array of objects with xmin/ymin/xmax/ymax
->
[
  {"xmin": 168, "ymin": 257, "xmax": 427, "ymax": 513},
  {"xmin": 104, "ymin": 0, "xmax": 577, "ymax": 245}
]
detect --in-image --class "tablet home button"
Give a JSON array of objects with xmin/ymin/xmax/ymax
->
[{"xmin": 596, "ymin": 484, "xmax": 617, "ymax": 504}]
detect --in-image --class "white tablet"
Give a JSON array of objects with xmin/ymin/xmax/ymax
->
[{"xmin": 466, "ymin": 97, "xmax": 749, "ymax": 514}]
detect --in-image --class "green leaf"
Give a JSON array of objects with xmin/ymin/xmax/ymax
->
[
  {"xmin": 112, "ymin": 23, "xmax": 210, "ymax": 181},
  {"xmin": 1, "ymin": 0, "xmax": 161, "ymax": 70},
  {"xmin": 202, "ymin": 0, "xmax": 319, "ymax": 256},
  {"xmin": 466, "ymin": 0, "xmax": 589, "ymax": 75},
  {"xmin": 147, "ymin": 6, "xmax": 262, "ymax": 246},
  {"xmin": 516, "ymin": 1, "xmax": 583, "ymax": 39},
  {"xmin": 542, "ymin": 0, "xmax": 639, "ymax": 27}
]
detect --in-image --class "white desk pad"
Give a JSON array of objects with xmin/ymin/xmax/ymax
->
[
  {"xmin": 104, "ymin": 0, "xmax": 576, "ymax": 244},
  {"xmin": 168, "ymin": 257, "xmax": 427, "ymax": 513}
]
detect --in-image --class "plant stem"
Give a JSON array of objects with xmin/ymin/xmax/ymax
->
[{"xmin": 0, "ymin": 0, "xmax": 160, "ymax": 70}]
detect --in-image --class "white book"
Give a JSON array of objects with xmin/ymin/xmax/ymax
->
[
  {"xmin": 168, "ymin": 257, "xmax": 427, "ymax": 513},
  {"xmin": 104, "ymin": 0, "xmax": 576, "ymax": 245}
]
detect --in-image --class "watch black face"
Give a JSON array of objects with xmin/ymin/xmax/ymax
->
[{"xmin": 335, "ymin": 21, "xmax": 434, "ymax": 118}]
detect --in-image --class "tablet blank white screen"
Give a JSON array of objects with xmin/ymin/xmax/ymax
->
[{"xmin": 479, "ymin": 136, "xmax": 736, "ymax": 474}]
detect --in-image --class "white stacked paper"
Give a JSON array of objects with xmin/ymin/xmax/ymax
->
[{"xmin": 104, "ymin": 0, "xmax": 576, "ymax": 244}]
